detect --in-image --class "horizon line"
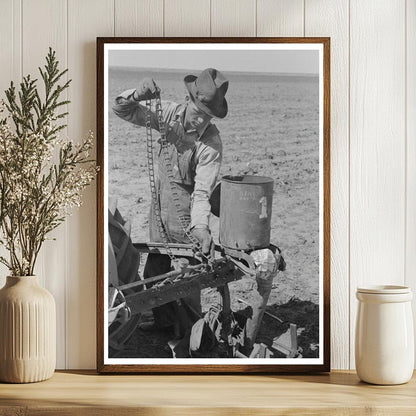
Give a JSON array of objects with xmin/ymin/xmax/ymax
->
[{"xmin": 108, "ymin": 65, "xmax": 319, "ymax": 77}]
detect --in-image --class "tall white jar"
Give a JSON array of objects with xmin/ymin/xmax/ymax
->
[{"xmin": 355, "ymin": 285, "xmax": 414, "ymax": 385}]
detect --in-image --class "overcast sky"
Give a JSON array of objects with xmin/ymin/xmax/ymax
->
[{"xmin": 108, "ymin": 49, "xmax": 319, "ymax": 75}]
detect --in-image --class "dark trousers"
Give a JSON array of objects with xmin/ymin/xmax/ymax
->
[{"xmin": 143, "ymin": 253, "xmax": 202, "ymax": 335}]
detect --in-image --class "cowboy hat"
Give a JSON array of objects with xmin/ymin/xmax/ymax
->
[{"xmin": 184, "ymin": 68, "xmax": 228, "ymax": 119}]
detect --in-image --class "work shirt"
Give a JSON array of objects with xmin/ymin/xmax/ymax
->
[{"xmin": 113, "ymin": 88, "xmax": 222, "ymax": 237}]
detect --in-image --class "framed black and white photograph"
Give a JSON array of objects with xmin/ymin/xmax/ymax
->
[{"xmin": 97, "ymin": 37, "xmax": 330, "ymax": 373}]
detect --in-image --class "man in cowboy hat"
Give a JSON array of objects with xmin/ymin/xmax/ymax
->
[{"xmin": 113, "ymin": 68, "xmax": 229, "ymax": 336}]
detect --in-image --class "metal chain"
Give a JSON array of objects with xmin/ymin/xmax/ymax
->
[
  {"xmin": 154, "ymin": 97, "xmax": 205, "ymax": 253},
  {"xmin": 145, "ymin": 99, "xmax": 176, "ymax": 262},
  {"xmin": 146, "ymin": 94, "xmax": 213, "ymax": 266}
]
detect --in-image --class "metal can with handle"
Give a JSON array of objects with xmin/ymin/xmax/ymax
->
[
  {"xmin": 355, "ymin": 285, "xmax": 414, "ymax": 385},
  {"xmin": 219, "ymin": 175, "xmax": 274, "ymax": 251}
]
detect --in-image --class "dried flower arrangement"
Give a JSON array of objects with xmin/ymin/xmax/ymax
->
[{"xmin": 0, "ymin": 48, "xmax": 96, "ymax": 276}]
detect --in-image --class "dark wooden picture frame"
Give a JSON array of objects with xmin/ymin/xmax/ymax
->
[{"xmin": 97, "ymin": 37, "xmax": 330, "ymax": 373}]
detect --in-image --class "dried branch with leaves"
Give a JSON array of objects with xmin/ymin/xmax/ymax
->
[{"xmin": 0, "ymin": 48, "xmax": 97, "ymax": 276}]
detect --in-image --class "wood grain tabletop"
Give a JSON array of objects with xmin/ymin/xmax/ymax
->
[{"xmin": 0, "ymin": 370, "xmax": 415, "ymax": 415}]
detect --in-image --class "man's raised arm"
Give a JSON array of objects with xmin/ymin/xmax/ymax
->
[{"xmin": 112, "ymin": 78, "xmax": 160, "ymax": 129}]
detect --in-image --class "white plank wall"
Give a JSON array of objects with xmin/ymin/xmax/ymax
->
[
  {"xmin": 66, "ymin": 0, "xmax": 114, "ymax": 370},
  {"xmin": 0, "ymin": 0, "xmax": 20, "ymax": 97},
  {"xmin": 211, "ymin": 0, "xmax": 256, "ymax": 37},
  {"xmin": 115, "ymin": 0, "xmax": 163, "ymax": 37},
  {"xmin": 164, "ymin": 0, "xmax": 210, "ymax": 37},
  {"xmin": 406, "ymin": 0, "xmax": 416, "ymax": 364},
  {"xmin": 305, "ymin": 0, "xmax": 350, "ymax": 370},
  {"xmin": 257, "ymin": 0, "xmax": 304, "ymax": 37},
  {"xmin": 349, "ymin": 0, "xmax": 406, "ymax": 368},
  {"xmin": 0, "ymin": 0, "xmax": 414, "ymax": 370},
  {"xmin": 22, "ymin": 0, "xmax": 68, "ymax": 368},
  {"xmin": 0, "ymin": 0, "xmax": 21, "ymax": 285}
]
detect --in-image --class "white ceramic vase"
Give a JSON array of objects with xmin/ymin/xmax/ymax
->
[
  {"xmin": 0, "ymin": 276, "xmax": 56, "ymax": 383},
  {"xmin": 355, "ymin": 285, "xmax": 414, "ymax": 385}
]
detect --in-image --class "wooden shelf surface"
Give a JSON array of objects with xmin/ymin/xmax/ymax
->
[{"xmin": 0, "ymin": 370, "xmax": 415, "ymax": 415}]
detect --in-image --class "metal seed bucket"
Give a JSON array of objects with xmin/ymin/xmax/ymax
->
[{"xmin": 219, "ymin": 175, "xmax": 274, "ymax": 251}]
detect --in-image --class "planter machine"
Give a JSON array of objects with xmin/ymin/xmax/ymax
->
[{"xmin": 108, "ymin": 92, "xmax": 296, "ymax": 358}]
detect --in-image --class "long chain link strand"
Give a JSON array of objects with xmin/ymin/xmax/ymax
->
[
  {"xmin": 145, "ymin": 100, "xmax": 176, "ymax": 262},
  {"xmin": 154, "ymin": 95, "xmax": 213, "ymax": 266},
  {"xmin": 146, "ymin": 94, "xmax": 213, "ymax": 266}
]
